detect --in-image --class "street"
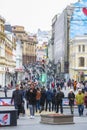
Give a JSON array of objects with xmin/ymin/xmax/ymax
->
[
  {"xmin": 0, "ymin": 115, "xmax": 87, "ymax": 130},
  {"xmin": 0, "ymin": 88, "xmax": 87, "ymax": 129}
]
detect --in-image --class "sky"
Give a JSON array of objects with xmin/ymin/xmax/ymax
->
[{"xmin": 0, "ymin": 0, "xmax": 78, "ymax": 33}]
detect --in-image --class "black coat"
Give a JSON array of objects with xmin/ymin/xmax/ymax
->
[
  {"xmin": 68, "ymin": 92, "xmax": 75, "ymax": 106},
  {"xmin": 11, "ymin": 90, "xmax": 23, "ymax": 105},
  {"xmin": 26, "ymin": 88, "xmax": 37, "ymax": 105},
  {"xmin": 40, "ymin": 89, "xmax": 46, "ymax": 106},
  {"xmin": 55, "ymin": 91, "xmax": 64, "ymax": 103}
]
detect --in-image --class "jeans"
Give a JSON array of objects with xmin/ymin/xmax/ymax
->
[
  {"xmin": 56, "ymin": 100, "xmax": 63, "ymax": 113},
  {"xmin": 78, "ymin": 104, "xmax": 84, "ymax": 116},
  {"xmin": 45, "ymin": 100, "xmax": 51, "ymax": 111},
  {"xmin": 29, "ymin": 104, "xmax": 35, "ymax": 116},
  {"xmin": 36, "ymin": 100, "xmax": 40, "ymax": 112},
  {"xmin": 70, "ymin": 105, "xmax": 74, "ymax": 114}
]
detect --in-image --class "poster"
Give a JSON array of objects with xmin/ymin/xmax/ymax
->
[{"xmin": 0, "ymin": 113, "xmax": 10, "ymax": 126}]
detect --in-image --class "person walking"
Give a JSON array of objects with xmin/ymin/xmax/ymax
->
[
  {"xmin": 75, "ymin": 89, "xmax": 84, "ymax": 116},
  {"xmin": 26, "ymin": 82, "xmax": 37, "ymax": 119},
  {"xmin": 68, "ymin": 89, "xmax": 75, "ymax": 114},
  {"xmin": 55, "ymin": 87, "xmax": 64, "ymax": 114},
  {"xmin": 4, "ymin": 85, "xmax": 7, "ymax": 97},
  {"xmin": 11, "ymin": 85, "xmax": 23, "ymax": 119}
]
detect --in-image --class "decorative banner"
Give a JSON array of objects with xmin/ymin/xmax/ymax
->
[{"xmin": 0, "ymin": 113, "xmax": 10, "ymax": 126}]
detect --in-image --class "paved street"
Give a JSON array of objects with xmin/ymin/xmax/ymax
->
[
  {"xmin": 0, "ymin": 88, "xmax": 87, "ymax": 129},
  {"xmin": 0, "ymin": 115, "xmax": 87, "ymax": 130}
]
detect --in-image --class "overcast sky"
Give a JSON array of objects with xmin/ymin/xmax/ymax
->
[{"xmin": 0, "ymin": 0, "xmax": 78, "ymax": 33}]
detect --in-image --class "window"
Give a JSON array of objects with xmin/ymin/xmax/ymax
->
[
  {"xmin": 78, "ymin": 57, "xmax": 84, "ymax": 67},
  {"xmin": 78, "ymin": 45, "xmax": 81, "ymax": 52},
  {"xmin": 82, "ymin": 45, "xmax": 85, "ymax": 52}
]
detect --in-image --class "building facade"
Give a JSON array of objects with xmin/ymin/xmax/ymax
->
[
  {"xmin": 69, "ymin": 35, "xmax": 87, "ymax": 81},
  {"xmin": 0, "ymin": 16, "xmax": 16, "ymax": 87},
  {"xmin": 12, "ymin": 25, "xmax": 37, "ymax": 65},
  {"xmin": 50, "ymin": 5, "xmax": 73, "ymax": 80},
  {"xmin": 0, "ymin": 16, "xmax": 6, "ymax": 87}
]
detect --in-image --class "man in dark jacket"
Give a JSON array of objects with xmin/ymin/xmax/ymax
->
[
  {"xmin": 45, "ymin": 87, "xmax": 52, "ymax": 112},
  {"xmin": 55, "ymin": 87, "xmax": 64, "ymax": 113},
  {"xmin": 39, "ymin": 87, "xmax": 46, "ymax": 113},
  {"xmin": 11, "ymin": 85, "xmax": 23, "ymax": 119}
]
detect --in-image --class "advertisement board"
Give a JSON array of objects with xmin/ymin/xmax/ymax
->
[
  {"xmin": 0, "ymin": 113, "xmax": 10, "ymax": 126},
  {"xmin": 0, "ymin": 98, "xmax": 14, "ymax": 106}
]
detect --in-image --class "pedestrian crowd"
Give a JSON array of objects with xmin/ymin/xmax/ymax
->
[{"xmin": 11, "ymin": 79, "xmax": 87, "ymax": 119}]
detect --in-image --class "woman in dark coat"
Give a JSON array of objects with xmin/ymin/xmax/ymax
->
[
  {"xmin": 26, "ymin": 83, "xmax": 37, "ymax": 118},
  {"xmin": 68, "ymin": 89, "xmax": 75, "ymax": 114}
]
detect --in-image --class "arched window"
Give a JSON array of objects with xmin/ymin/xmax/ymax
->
[{"xmin": 78, "ymin": 57, "xmax": 84, "ymax": 67}]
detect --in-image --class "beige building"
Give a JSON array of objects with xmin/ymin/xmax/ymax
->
[
  {"xmin": 0, "ymin": 16, "xmax": 16, "ymax": 87},
  {"xmin": 69, "ymin": 35, "xmax": 87, "ymax": 81},
  {"xmin": 12, "ymin": 25, "xmax": 37, "ymax": 65},
  {"xmin": 0, "ymin": 16, "xmax": 5, "ymax": 86}
]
